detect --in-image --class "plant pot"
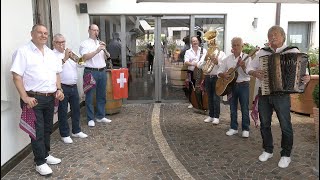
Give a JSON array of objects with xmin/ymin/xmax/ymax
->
[
  {"xmin": 290, "ymin": 75, "xmax": 319, "ymax": 116},
  {"xmin": 314, "ymin": 107, "xmax": 319, "ymax": 141}
]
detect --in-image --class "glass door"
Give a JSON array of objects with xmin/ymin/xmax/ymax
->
[{"xmin": 159, "ymin": 16, "xmax": 191, "ymax": 102}]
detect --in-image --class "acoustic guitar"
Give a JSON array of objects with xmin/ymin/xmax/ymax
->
[{"xmin": 215, "ymin": 49, "xmax": 258, "ymax": 96}]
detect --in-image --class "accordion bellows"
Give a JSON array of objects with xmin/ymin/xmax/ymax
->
[{"xmin": 259, "ymin": 53, "xmax": 309, "ymax": 96}]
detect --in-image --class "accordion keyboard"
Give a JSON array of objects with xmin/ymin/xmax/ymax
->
[{"xmin": 260, "ymin": 57, "xmax": 270, "ymax": 95}]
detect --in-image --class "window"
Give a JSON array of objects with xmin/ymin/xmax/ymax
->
[
  {"xmin": 287, "ymin": 22, "xmax": 311, "ymax": 53},
  {"xmin": 32, "ymin": 0, "xmax": 53, "ymax": 48}
]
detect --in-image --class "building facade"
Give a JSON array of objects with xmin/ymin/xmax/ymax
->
[{"xmin": 1, "ymin": 0, "xmax": 319, "ymax": 169}]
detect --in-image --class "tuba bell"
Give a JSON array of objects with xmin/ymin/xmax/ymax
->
[{"xmin": 202, "ymin": 30, "xmax": 220, "ymax": 74}]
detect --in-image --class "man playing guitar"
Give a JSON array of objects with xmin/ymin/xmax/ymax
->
[{"xmin": 217, "ymin": 37, "xmax": 251, "ymax": 137}]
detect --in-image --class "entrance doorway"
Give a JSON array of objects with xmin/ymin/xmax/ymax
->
[{"xmin": 89, "ymin": 15, "xmax": 225, "ymax": 103}]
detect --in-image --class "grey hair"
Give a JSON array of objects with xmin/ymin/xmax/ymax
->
[
  {"xmin": 268, "ymin": 25, "xmax": 286, "ymax": 42},
  {"xmin": 53, "ymin": 33, "xmax": 65, "ymax": 41},
  {"xmin": 231, "ymin": 37, "xmax": 243, "ymax": 45},
  {"xmin": 31, "ymin": 24, "xmax": 46, "ymax": 32}
]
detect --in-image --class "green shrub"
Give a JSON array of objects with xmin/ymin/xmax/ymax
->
[
  {"xmin": 308, "ymin": 47, "xmax": 319, "ymax": 75},
  {"xmin": 242, "ymin": 43, "xmax": 256, "ymax": 54},
  {"xmin": 313, "ymin": 83, "xmax": 319, "ymax": 108}
]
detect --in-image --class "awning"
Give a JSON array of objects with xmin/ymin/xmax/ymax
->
[{"xmin": 137, "ymin": 0, "xmax": 318, "ymax": 3}]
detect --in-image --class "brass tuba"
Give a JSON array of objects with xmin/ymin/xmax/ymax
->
[{"xmin": 202, "ymin": 30, "xmax": 220, "ymax": 74}]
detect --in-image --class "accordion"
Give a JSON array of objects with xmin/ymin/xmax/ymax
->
[{"xmin": 259, "ymin": 53, "xmax": 309, "ymax": 96}]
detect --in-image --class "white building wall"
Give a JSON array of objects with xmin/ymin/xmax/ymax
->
[
  {"xmin": 1, "ymin": 0, "xmax": 319, "ymax": 166},
  {"xmin": 1, "ymin": 0, "xmax": 35, "ymax": 166}
]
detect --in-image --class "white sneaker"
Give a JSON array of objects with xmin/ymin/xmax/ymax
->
[
  {"xmin": 72, "ymin": 132, "xmax": 88, "ymax": 138},
  {"xmin": 278, "ymin": 156, "xmax": 291, "ymax": 168},
  {"xmin": 242, "ymin": 130, "xmax": 250, "ymax": 138},
  {"xmin": 226, "ymin": 129, "xmax": 238, "ymax": 136},
  {"xmin": 36, "ymin": 163, "xmax": 52, "ymax": 176},
  {"xmin": 212, "ymin": 118, "xmax": 219, "ymax": 125},
  {"xmin": 96, "ymin": 117, "xmax": 112, "ymax": 123},
  {"xmin": 188, "ymin": 104, "xmax": 193, "ymax": 109},
  {"xmin": 258, "ymin": 151, "xmax": 273, "ymax": 162},
  {"xmin": 147, "ymin": 71, "xmax": 151, "ymax": 74},
  {"xmin": 45, "ymin": 155, "xmax": 61, "ymax": 165},
  {"xmin": 61, "ymin": 136, "xmax": 73, "ymax": 144},
  {"xmin": 88, "ymin": 120, "xmax": 95, "ymax": 127},
  {"xmin": 204, "ymin": 117, "xmax": 213, "ymax": 123}
]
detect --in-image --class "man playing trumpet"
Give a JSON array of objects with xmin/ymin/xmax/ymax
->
[{"xmin": 53, "ymin": 33, "xmax": 88, "ymax": 144}]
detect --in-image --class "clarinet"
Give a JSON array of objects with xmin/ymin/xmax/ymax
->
[{"xmin": 96, "ymin": 35, "xmax": 113, "ymax": 69}]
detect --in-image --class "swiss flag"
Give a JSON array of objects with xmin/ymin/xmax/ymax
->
[{"xmin": 111, "ymin": 68, "xmax": 129, "ymax": 99}]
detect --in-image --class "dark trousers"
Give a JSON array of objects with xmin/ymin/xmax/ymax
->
[
  {"xmin": 205, "ymin": 75, "xmax": 220, "ymax": 118},
  {"xmin": 58, "ymin": 84, "xmax": 81, "ymax": 137},
  {"xmin": 148, "ymin": 60, "xmax": 153, "ymax": 72},
  {"xmin": 186, "ymin": 70, "xmax": 195, "ymax": 102},
  {"xmin": 21, "ymin": 95, "xmax": 55, "ymax": 166},
  {"xmin": 229, "ymin": 82, "xmax": 250, "ymax": 131},
  {"xmin": 84, "ymin": 69, "xmax": 107, "ymax": 121},
  {"xmin": 258, "ymin": 93, "xmax": 293, "ymax": 157}
]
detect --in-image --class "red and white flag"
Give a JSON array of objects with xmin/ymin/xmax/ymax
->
[{"xmin": 111, "ymin": 68, "xmax": 129, "ymax": 99}]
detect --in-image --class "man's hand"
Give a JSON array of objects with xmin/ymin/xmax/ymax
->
[
  {"xmin": 55, "ymin": 90, "xmax": 64, "ymax": 101},
  {"xmin": 22, "ymin": 96, "xmax": 38, "ymax": 108},
  {"xmin": 302, "ymin": 75, "xmax": 311, "ymax": 84},
  {"xmin": 252, "ymin": 70, "xmax": 265, "ymax": 80}
]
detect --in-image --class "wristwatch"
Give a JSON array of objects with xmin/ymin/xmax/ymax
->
[{"xmin": 57, "ymin": 88, "xmax": 63, "ymax": 93}]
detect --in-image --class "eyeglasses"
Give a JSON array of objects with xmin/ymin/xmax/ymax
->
[{"xmin": 55, "ymin": 41, "xmax": 65, "ymax": 44}]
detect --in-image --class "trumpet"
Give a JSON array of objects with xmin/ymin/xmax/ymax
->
[{"xmin": 67, "ymin": 49, "xmax": 85, "ymax": 65}]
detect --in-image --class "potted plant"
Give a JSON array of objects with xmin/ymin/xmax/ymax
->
[
  {"xmin": 290, "ymin": 47, "xmax": 319, "ymax": 116},
  {"xmin": 312, "ymin": 83, "xmax": 319, "ymax": 176}
]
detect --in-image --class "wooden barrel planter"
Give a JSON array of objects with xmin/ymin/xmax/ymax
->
[
  {"xmin": 290, "ymin": 75, "xmax": 319, "ymax": 116},
  {"xmin": 168, "ymin": 63, "xmax": 188, "ymax": 88},
  {"xmin": 94, "ymin": 70, "xmax": 122, "ymax": 115}
]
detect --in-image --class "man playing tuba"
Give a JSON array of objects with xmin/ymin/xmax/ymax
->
[{"xmin": 197, "ymin": 30, "xmax": 226, "ymax": 125}]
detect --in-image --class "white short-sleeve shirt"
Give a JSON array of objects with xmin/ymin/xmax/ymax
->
[
  {"xmin": 79, "ymin": 38, "xmax": 106, "ymax": 68},
  {"xmin": 10, "ymin": 41, "xmax": 62, "ymax": 93}
]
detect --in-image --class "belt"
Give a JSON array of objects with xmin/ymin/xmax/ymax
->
[
  {"xmin": 236, "ymin": 81, "xmax": 250, "ymax": 84},
  {"xmin": 206, "ymin": 75, "xmax": 217, "ymax": 78},
  {"xmin": 85, "ymin": 67, "xmax": 106, "ymax": 71},
  {"xmin": 62, "ymin": 83, "xmax": 77, "ymax": 87},
  {"xmin": 27, "ymin": 91, "xmax": 55, "ymax": 97}
]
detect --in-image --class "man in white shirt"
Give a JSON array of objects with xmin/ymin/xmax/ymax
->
[
  {"xmin": 184, "ymin": 36, "xmax": 207, "ymax": 109},
  {"xmin": 79, "ymin": 24, "xmax": 112, "ymax": 127},
  {"xmin": 217, "ymin": 37, "xmax": 251, "ymax": 138},
  {"xmin": 197, "ymin": 35, "xmax": 226, "ymax": 125},
  {"xmin": 10, "ymin": 24, "xmax": 64, "ymax": 176},
  {"xmin": 53, "ymin": 33, "xmax": 88, "ymax": 144},
  {"xmin": 246, "ymin": 25, "xmax": 310, "ymax": 168}
]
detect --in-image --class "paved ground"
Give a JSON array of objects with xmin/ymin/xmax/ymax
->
[{"xmin": 2, "ymin": 103, "xmax": 318, "ymax": 180}]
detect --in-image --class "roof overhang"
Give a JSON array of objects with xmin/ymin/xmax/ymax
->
[{"xmin": 137, "ymin": 0, "xmax": 319, "ymax": 3}]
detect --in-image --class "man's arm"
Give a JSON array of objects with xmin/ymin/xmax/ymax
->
[
  {"xmin": 12, "ymin": 72, "xmax": 38, "ymax": 108},
  {"xmin": 55, "ymin": 74, "xmax": 64, "ymax": 101}
]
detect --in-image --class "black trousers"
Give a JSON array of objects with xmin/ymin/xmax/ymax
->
[{"xmin": 21, "ymin": 95, "xmax": 55, "ymax": 166}]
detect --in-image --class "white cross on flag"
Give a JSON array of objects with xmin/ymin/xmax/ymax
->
[{"xmin": 111, "ymin": 68, "xmax": 129, "ymax": 99}]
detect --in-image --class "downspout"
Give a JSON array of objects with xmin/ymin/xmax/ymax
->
[{"xmin": 276, "ymin": 3, "xmax": 281, "ymax": 25}]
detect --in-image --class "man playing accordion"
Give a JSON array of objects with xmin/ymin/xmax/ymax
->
[{"xmin": 246, "ymin": 25, "xmax": 310, "ymax": 169}]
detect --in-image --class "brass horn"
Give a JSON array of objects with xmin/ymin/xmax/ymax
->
[
  {"xmin": 69, "ymin": 51, "xmax": 85, "ymax": 65},
  {"xmin": 202, "ymin": 30, "xmax": 220, "ymax": 74}
]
